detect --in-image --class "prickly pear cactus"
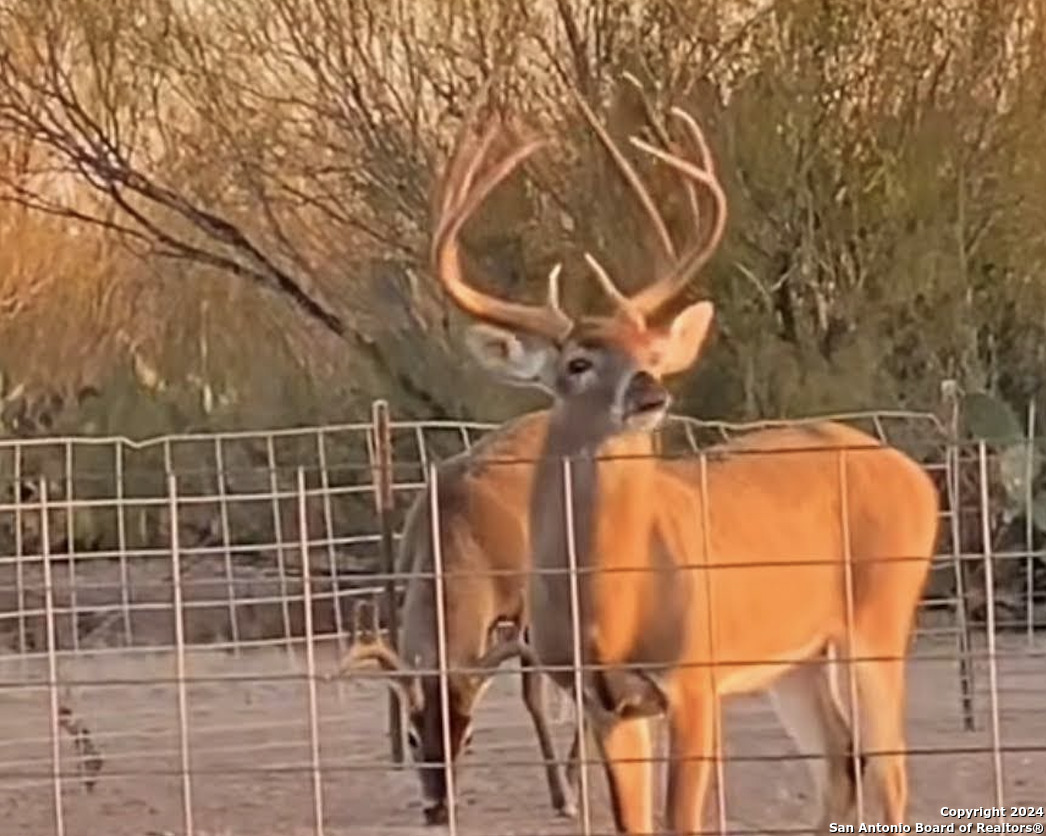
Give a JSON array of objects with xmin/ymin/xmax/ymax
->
[
  {"xmin": 960, "ymin": 392, "xmax": 1023, "ymax": 448},
  {"xmin": 961, "ymin": 391, "xmax": 1046, "ymax": 534}
]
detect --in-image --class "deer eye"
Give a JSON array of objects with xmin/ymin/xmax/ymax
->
[{"xmin": 566, "ymin": 356, "xmax": 592, "ymax": 376}]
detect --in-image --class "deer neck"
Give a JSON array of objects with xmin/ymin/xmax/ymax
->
[
  {"xmin": 530, "ymin": 404, "xmax": 658, "ymax": 573},
  {"xmin": 525, "ymin": 402, "xmax": 662, "ymax": 679}
]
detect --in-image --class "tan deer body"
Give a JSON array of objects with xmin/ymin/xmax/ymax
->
[
  {"xmin": 531, "ymin": 420, "xmax": 937, "ymax": 696},
  {"xmin": 529, "ymin": 412, "xmax": 937, "ymax": 832},
  {"xmin": 424, "ymin": 80, "xmax": 940, "ymax": 834}
]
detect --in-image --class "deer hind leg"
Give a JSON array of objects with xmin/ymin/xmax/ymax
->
[
  {"xmin": 664, "ymin": 694, "xmax": 717, "ymax": 836},
  {"xmin": 849, "ymin": 641, "xmax": 909, "ymax": 826},
  {"xmin": 564, "ymin": 722, "xmax": 582, "ymax": 799},
  {"xmin": 592, "ymin": 715, "xmax": 656, "ymax": 834},
  {"xmin": 768, "ymin": 661, "xmax": 862, "ymax": 834},
  {"xmin": 520, "ymin": 661, "xmax": 577, "ymax": 818}
]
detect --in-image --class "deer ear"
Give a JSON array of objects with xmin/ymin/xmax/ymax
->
[
  {"xmin": 463, "ymin": 323, "xmax": 557, "ymax": 390},
  {"xmin": 655, "ymin": 301, "xmax": 714, "ymax": 376}
]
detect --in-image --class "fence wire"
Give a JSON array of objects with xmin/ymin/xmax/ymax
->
[{"xmin": 0, "ymin": 402, "xmax": 1041, "ymax": 836}]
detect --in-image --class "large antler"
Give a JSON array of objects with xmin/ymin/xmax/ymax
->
[
  {"xmin": 429, "ymin": 81, "xmax": 725, "ymax": 339},
  {"xmin": 430, "ymin": 92, "xmax": 574, "ymax": 342},
  {"xmin": 571, "ymin": 78, "xmax": 728, "ymax": 327}
]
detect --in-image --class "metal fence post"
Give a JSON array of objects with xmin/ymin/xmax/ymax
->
[
  {"xmin": 298, "ymin": 467, "xmax": 326, "ymax": 836},
  {"xmin": 941, "ymin": 379, "xmax": 976, "ymax": 730},
  {"xmin": 168, "ymin": 472, "xmax": 195, "ymax": 836},
  {"xmin": 40, "ymin": 478, "xmax": 66, "ymax": 836},
  {"xmin": 370, "ymin": 399, "xmax": 404, "ymax": 764}
]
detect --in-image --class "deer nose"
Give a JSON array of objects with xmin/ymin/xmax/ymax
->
[{"xmin": 624, "ymin": 370, "xmax": 670, "ymax": 416}]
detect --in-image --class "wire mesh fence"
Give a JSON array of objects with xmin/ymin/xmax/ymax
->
[{"xmin": 0, "ymin": 399, "xmax": 1042, "ymax": 836}]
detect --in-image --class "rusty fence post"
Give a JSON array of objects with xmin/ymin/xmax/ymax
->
[{"xmin": 370, "ymin": 399, "xmax": 404, "ymax": 764}]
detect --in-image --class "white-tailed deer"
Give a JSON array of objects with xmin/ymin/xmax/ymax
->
[
  {"xmin": 427, "ymin": 82, "xmax": 940, "ymax": 835},
  {"xmin": 335, "ymin": 409, "xmax": 581, "ymax": 825}
]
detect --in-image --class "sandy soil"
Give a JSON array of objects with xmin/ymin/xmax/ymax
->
[{"xmin": 0, "ymin": 632, "xmax": 1043, "ymax": 836}]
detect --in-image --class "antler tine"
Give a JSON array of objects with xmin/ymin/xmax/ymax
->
[
  {"xmin": 433, "ymin": 127, "xmax": 541, "ymax": 258},
  {"xmin": 624, "ymin": 106, "xmax": 728, "ymax": 318},
  {"xmin": 432, "ymin": 140, "xmax": 499, "ymax": 270},
  {"xmin": 432, "ymin": 77, "xmax": 500, "ymax": 229},
  {"xmin": 329, "ymin": 637, "xmax": 424, "ymax": 710},
  {"xmin": 333, "ymin": 636, "xmax": 405, "ymax": 676},
  {"xmin": 569, "ymin": 84, "xmax": 676, "ymax": 263},
  {"xmin": 667, "ymin": 104, "xmax": 726, "ymax": 252},
  {"xmin": 545, "ymin": 262, "xmax": 564, "ymax": 311},
  {"xmin": 583, "ymin": 252, "xmax": 644, "ymax": 328},
  {"xmin": 674, "ymin": 106, "xmax": 717, "ymax": 176},
  {"xmin": 669, "ymin": 104, "xmax": 717, "ymax": 254},
  {"xmin": 431, "ymin": 113, "xmax": 502, "ymax": 254},
  {"xmin": 621, "ymin": 72, "xmax": 674, "ymax": 154},
  {"xmin": 623, "ymin": 72, "xmax": 704, "ymax": 246},
  {"xmin": 430, "ymin": 111, "xmax": 573, "ymax": 341}
]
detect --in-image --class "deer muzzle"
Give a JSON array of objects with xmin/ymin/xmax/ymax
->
[{"xmin": 622, "ymin": 370, "xmax": 671, "ymax": 428}]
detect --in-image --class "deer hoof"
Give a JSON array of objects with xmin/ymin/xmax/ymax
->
[
  {"xmin": 557, "ymin": 796, "xmax": 578, "ymax": 820},
  {"xmin": 423, "ymin": 804, "xmax": 448, "ymax": 826}
]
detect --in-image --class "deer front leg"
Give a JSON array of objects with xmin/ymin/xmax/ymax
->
[
  {"xmin": 520, "ymin": 661, "xmax": 577, "ymax": 818},
  {"xmin": 664, "ymin": 696, "xmax": 717, "ymax": 835},
  {"xmin": 564, "ymin": 722, "xmax": 581, "ymax": 798},
  {"xmin": 593, "ymin": 715, "xmax": 655, "ymax": 834}
]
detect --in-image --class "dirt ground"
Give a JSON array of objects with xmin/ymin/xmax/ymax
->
[{"xmin": 0, "ymin": 631, "xmax": 1043, "ymax": 836}]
